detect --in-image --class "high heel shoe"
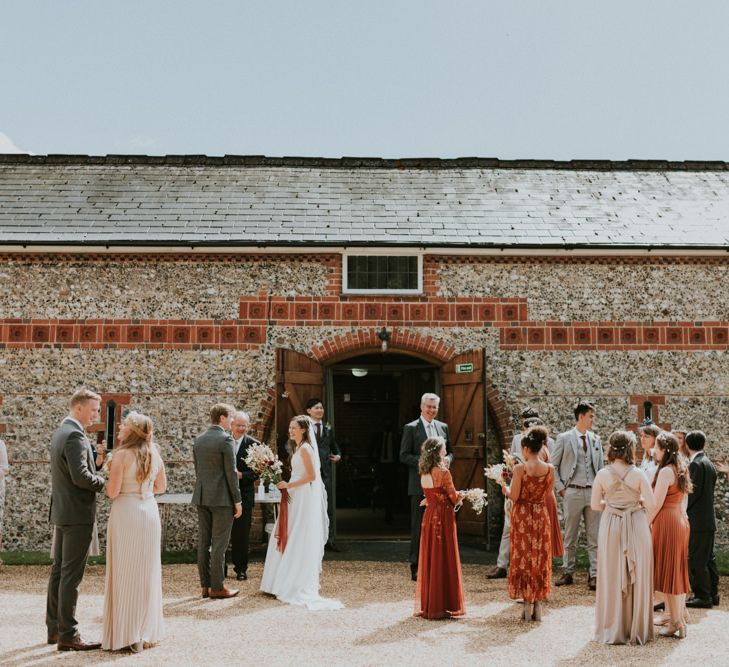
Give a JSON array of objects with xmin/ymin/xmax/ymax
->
[
  {"xmin": 654, "ymin": 614, "xmax": 670, "ymax": 626},
  {"xmin": 659, "ymin": 622, "xmax": 687, "ymax": 639},
  {"xmin": 532, "ymin": 601, "xmax": 543, "ymax": 621},
  {"xmin": 522, "ymin": 602, "xmax": 533, "ymax": 621}
]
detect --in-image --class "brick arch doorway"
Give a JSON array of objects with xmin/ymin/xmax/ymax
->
[{"xmin": 272, "ymin": 346, "xmax": 494, "ymax": 542}]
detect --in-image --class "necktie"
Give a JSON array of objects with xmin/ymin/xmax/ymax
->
[
  {"xmin": 315, "ymin": 423, "xmax": 322, "ymax": 440},
  {"xmin": 581, "ymin": 435, "xmax": 587, "ymax": 453}
]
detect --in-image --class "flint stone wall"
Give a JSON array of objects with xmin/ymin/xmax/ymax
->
[{"xmin": 1, "ymin": 254, "xmax": 728, "ymax": 551}]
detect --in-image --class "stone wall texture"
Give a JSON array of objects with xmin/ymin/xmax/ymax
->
[{"xmin": 1, "ymin": 253, "xmax": 728, "ymax": 551}]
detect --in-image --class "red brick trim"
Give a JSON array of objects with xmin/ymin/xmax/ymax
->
[
  {"xmin": 310, "ymin": 328, "xmax": 457, "ymax": 364},
  {"xmin": 252, "ymin": 387, "xmax": 277, "ymax": 443},
  {"xmin": 626, "ymin": 395, "xmax": 671, "ymax": 432},
  {"xmin": 486, "ymin": 384, "xmax": 514, "ymax": 447},
  {"xmin": 501, "ymin": 321, "xmax": 729, "ymax": 351}
]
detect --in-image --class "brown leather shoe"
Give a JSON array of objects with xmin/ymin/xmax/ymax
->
[
  {"xmin": 588, "ymin": 576, "xmax": 597, "ymax": 591},
  {"xmin": 201, "ymin": 587, "xmax": 210, "ymax": 598},
  {"xmin": 47, "ymin": 634, "xmax": 58, "ymax": 645},
  {"xmin": 209, "ymin": 587, "xmax": 239, "ymax": 599},
  {"xmin": 57, "ymin": 635, "xmax": 102, "ymax": 651},
  {"xmin": 486, "ymin": 566, "xmax": 508, "ymax": 579},
  {"xmin": 554, "ymin": 573, "xmax": 574, "ymax": 586}
]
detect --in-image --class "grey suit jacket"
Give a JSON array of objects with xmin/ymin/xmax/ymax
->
[
  {"xmin": 49, "ymin": 418, "xmax": 105, "ymax": 525},
  {"xmin": 399, "ymin": 418, "xmax": 452, "ymax": 496},
  {"xmin": 192, "ymin": 425, "xmax": 242, "ymax": 507},
  {"xmin": 551, "ymin": 428, "xmax": 604, "ymax": 493}
]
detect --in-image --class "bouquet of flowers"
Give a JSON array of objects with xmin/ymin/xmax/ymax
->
[
  {"xmin": 459, "ymin": 488, "xmax": 488, "ymax": 514},
  {"xmin": 243, "ymin": 442, "xmax": 283, "ymax": 485},
  {"xmin": 102, "ymin": 451, "xmax": 113, "ymax": 473},
  {"xmin": 484, "ymin": 449, "xmax": 518, "ymax": 487}
]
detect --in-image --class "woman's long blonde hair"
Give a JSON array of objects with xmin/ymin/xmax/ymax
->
[{"xmin": 117, "ymin": 411, "xmax": 155, "ymax": 483}]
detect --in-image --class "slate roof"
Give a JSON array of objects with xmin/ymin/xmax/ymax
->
[{"xmin": 1, "ymin": 154, "xmax": 728, "ymax": 249}]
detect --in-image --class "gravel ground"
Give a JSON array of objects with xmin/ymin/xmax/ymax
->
[{"xmin": 1, "ymin": 561, "xmax": 728, "ymax": 667}]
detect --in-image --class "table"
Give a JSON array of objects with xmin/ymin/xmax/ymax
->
[{"xmin": 155, "ymin": 492, "xmax": 281, "ymax": 552}]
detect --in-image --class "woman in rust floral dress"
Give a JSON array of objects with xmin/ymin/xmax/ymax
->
[
  {"xmin": 504, "ymin": 425, "xmax": 554, "ymax": 621},
  {"xmin": 414, "ymin": 437, "xmax": 465, "ymax": 620}
]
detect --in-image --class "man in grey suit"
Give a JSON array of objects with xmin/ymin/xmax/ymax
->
[
  {"xmin": 192, "ymin": 403, "xmax": 242, "ymax": 599},
  {"xmin": 552, "ymin": 400, "xmax": 603, "ymax": 590},
  {"xmin": 400, "ymin": 393, "xmax": 452, "ymax": 581},
  {"xmin": 46, "ymin": 388, "xmax": 106, "ymax": 651}
]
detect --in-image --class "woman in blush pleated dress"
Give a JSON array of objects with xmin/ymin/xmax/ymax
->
[{"xmin": 102, "ymin": 412, "xmax": 166, "ymax": 653}]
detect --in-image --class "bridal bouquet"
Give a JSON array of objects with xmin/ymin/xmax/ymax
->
[
  {"xmin": 460, "ymin": 488, "xmax": 488, "ymax": 514},
  {"xmin": 243, "ymin": 443, "xmax": 283, "ymax": 485}
]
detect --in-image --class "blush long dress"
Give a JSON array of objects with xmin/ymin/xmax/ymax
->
[
  {"xmin": 414, "ymin": 467, "xmax": 465, "ymax": 619},
  {"xmin": 102, "ymin": 452, "xmax": 164, "ymax": 650},
  {"xmin": 594, "ymin": 465, "xmax": 654, "ymax": 645}
]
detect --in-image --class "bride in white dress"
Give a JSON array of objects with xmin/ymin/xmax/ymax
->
[{"xmin": 260, "ymin": 415, "xmax": 343, "ymax": 610}]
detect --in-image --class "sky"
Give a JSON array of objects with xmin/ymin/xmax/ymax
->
[{"xmin": 1, "ymin": 1, "xmax": 728, "ymax": 159}]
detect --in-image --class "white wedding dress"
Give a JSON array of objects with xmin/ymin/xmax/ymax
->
[{"xmin": 260, "ymin": 440, "xmax": 343, "ymax": 610}]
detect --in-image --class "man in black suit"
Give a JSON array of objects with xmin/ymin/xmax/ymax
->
[
  {"xmin": 229, "ymin": 411, "xmax": 258, "ymax": 581},
  {"xmin": 400, "ymin": 392, "xmax": 452, "ymax": 581},
  {"xmin": 46, "ymin": 388, "xmax": 106, "ymax": 651},
  {"xmin": 685, "ymin": 430, "xmax": 720, "ymax": 608},
  {"xmin": 306, "ymin": 398, "xmax": 341, "ymax": 550}
]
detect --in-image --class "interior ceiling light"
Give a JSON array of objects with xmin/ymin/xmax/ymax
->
[{"xmin": 351, "ymin": 368, "xmax": 368, "ymax": 377}]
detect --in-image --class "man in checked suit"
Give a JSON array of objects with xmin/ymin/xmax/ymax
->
[
  {"xmin": 685, "ymin": 430, "xmax": 720, "ymax": 608},
  {"xmin": 192, "ymin": 403, "xmax": 242, "ymax": 599},
  {"xmin": 552, "ymin": 400, "xmax": 604, "ymax": 590},
  {"xmin": 400, "ymin": 392, "xmax": 453, "ymax": 581}
]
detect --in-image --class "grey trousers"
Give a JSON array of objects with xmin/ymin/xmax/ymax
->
[
  {"xmin": 46, "ymin": 523, "xmax": 94, "ymax": 641},
  {"xmin": 562, "ymin": 487, "xmax": 599, "ymax": 577},
  {"xmin": 496, "ymin": 500, "xmax": 512, "ymax": 569},
  {"xmin": 197, "ymin": 505, "xmax": 234, "ymax": 591}
]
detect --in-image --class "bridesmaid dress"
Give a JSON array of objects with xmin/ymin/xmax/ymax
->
[
  {"xmin": 594, "ymin": 465, "xmax": 654, "ymax": 645},
  {"xmin": 509, "ymin": 470, "xmax": 552, "ymax": 603},
  {"xmin": 414, "ymin": 467, "xmax": 465, "ymax": 619},
  {"xmin": 102, "ymin": 452, "xmax": 164, "ymax": 650},
  {"xmin": 652, "ymin": 467, "xmax": 690, "ymax": 595}
]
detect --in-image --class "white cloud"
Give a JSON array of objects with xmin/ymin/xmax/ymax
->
[{"xmin": 0, "ymin": 132, "xmax": 30, "ymax": 154}]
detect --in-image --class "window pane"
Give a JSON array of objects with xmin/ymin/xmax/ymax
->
[{"xmin": 346, "ymin": 256, "xmax": 418, "ymax": 291}]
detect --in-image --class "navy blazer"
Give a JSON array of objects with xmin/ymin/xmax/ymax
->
[{"xmin": 687, "ymin": 451, "xmax": 717, "ymax": 532}]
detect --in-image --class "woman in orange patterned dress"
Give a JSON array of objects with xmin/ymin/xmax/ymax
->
[
  {"xmin": 504, "ymin": 425, "xmax": 554, "ymax": 621},
  {"xmin": 650, "ymin": 431, "xmax": 692, "ymax": 638},
  {"xmin": 414, "ymin": 437, "xmax": 465, "ymax": 619}
]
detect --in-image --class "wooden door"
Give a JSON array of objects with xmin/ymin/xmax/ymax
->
[
  {"xmin": 274, "ymin": 348, "xmax": 324, "ymax": 461},
  {"xmin": 441, "ymin": 349, "xmax": 486, "ymax": 538}
]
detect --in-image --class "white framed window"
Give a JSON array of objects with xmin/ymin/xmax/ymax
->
[{"xmin": 342, "ymin": 252, "xmax": 423, "ymax": 295}]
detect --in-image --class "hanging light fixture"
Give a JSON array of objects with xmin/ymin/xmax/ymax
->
[
  {"xmin": 377, "ymin": 326, "xmax": 391, "ymax": 352},
  {"xmin": 351, "ymin": 368, "xmax": 368, "ymax": 377}
]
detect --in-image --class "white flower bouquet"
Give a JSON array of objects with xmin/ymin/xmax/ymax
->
[
  {"xmin": 460, "ymin": 488, "xmax": 488, "ymax": 514},
  {"xmin": 243, "ymin": 442, "xmax": 283, "ymax": 485},
  {"xmin": 102, "ymin": 451, "xmax": 113, "ymax": 473}
]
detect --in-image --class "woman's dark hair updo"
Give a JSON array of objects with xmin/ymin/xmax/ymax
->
[{"xmin": 522, "ymin": 425, "xmax": 548, "ymax": 454}]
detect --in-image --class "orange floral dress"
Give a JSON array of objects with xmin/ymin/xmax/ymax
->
[
  {"xmin": 509, "ymin": 470, "xmax": 553, "ymax": 603},
  {"xmin": 414, "ymin": 467, "xmax": 465, "ymax": 619}
]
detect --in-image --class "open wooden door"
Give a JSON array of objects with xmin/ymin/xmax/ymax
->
[
  {"xmin": 274, "ymin": 348, "xmax": 324, "ymax": 461},
  {"xmin": 441, "ymin": 349, "xmax": 486, "ymax": 538}
]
